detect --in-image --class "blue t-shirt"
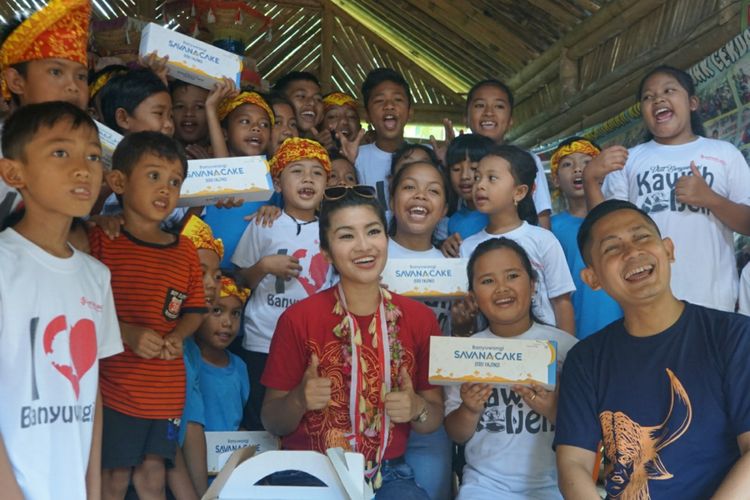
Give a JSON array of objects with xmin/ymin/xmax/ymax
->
[
  {"xmin": 179, "ymin": 339, "xmax": 205, "ymax": 445},
  {"xmin": 554, "ymin": 303, "xmax": 750, "ymax": 499},
  {"xmin": 448, "ymin": 205, "xmax": 488, "ymax": 240},
  {"xmin": 204, "ymin": 202, "xmax": 265, "ymax": 268},
  {"xmin": 198, "ymin": 351, "xmax": 250, "ymax": 432},
  {"xmin": 551, "ymin": 211, "xmax": 622, "ymax": 339}
]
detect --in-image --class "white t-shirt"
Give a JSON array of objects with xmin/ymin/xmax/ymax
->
[
  {"xmin": 445, "ymin": 323, "xmax": 577, "ymax": 499},
  {"xmin": 388, "ymin": 239, "xmax": 452, "ymax": 335},
  {"xmin": 602, "ymin": 137, "xmax": 750, "ymax": 311},
  {"xmin": 531, "ymin": 152, "xmax": 552, "ymax": 214},
  {"xmin": 231, "ymin": 211, "xmax": 334, "ymax": 353},
  {"xmin": 0, "ymin": 229, "xmax": 122, "ymax": 500},
  {"xmin": 355, "ymin": 143, "xmax": 393, "ymax": 209},
  {"xmin": 459, "ymin": 222, "xmax": 575, "ymax": 326},
  {"xmin": 739, "ymin": 262, "xmax": 750, "ymax": 317}
]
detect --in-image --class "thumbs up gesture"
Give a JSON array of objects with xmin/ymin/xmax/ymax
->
[
  {"xmin": 301, "ymin": 354, "xmax": 332, "ymax": 411},
  {"xmin": 675, "ymin": 161, "xmax": 715, "ymax": 208},
  {"xmin": 384, "ymin": 366, "xmax": 422, "ymax": 423}
]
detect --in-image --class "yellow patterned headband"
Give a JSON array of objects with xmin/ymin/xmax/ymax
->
[
  {"xmin": 89, "ymin": 69, "xmax": 126, "ymax": 100},
  {"xmin": 550, "ymin": 139, "xmax": 600, "ymax": 177},
  {"xmin": 219, "ymin": 276, "xmax": 250, "ymax": 303},
  {"xmin": 323, "ymin": 92, "xmax": 358, "ymax": 112},
  {"xmin": 217, "ymin": 91, "xmax": 274, "ymax": 125},
  {"xmin": 269, "ymin": 137, "xmax": 331, "ymax": 178},
  {"xmin": 0, "ymin": 0, "xmax": 91, "ymax": 101},
  {"xmin": 181, "ymin": 215, "xmax": 224, "ymax": 259}
]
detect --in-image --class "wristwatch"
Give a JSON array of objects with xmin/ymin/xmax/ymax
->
[{"xmin": 412, "ymin": 401, "xmax": 429, "ymax": 423}]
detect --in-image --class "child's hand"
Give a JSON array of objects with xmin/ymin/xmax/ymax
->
[
  {"xmin": 86, "ymin": 214, "xmax": 124, "ymax": 239},
  {"xmin": 262, "ymin": 254, "xmax": 302, "ymax": 279},
  {"xmin": 214, "ymin": 197, "xmax": 244, "ymax": 209},
  {"xmin": 384, "ymin": 366, "xmax": 421, "ymax": 423},
  {"xmin": 451, "ymin": 295, "xmax": 478, "ymax": 337},
  {"xmin": 459, "ymin": 382, "xmax": 492, "ymax": 414},
  {"xmin": 160, "ymin": 332, "xmax": 184, "ymax": 360},
  {"xmin": 311, "ymin": 126, "xmax": 337, "ymax": 151},
  {"xmin": 440, "ymin": 232, "xmax": 462, "ymax": 257},
  {"xmin": 339, "ymin": 129, "xmax": 365, "ymax": 165},
  {"xmin": 583, "ymin": 145, "xmax": 628, "ymax": 185},
  {"xmin": 301, "ymin": 354, "xmax": 331, "ymax": 411},
  {"xmin": 244, "ymin": 205, "xmax": 282, "ymax": 227},
  {"xmin": 206, "ymin": 77, "xmax": 238, "ymax": 112},
  {"xmin": 139, "ymin": 52, "xmax": 169, "ymax": 86},
  {"xmin": 185, "ymin": 144, "xmax": 212, "ymax": 160},
  {"xmin": 675, "ymin": 161, "xmax": 716, "ymax": 208},
  {"xmin": 511, "ymin": 384, "xmax": 557, "ymax": 423},
  {"xmin": 123, "ymin": 326, "xmax": 164, "ymax": 359},
  {"xmin": 428, "ymin": 118, "xmax": 457, "ymax": 166}
]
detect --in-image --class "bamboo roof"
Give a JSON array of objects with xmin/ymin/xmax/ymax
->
[{"xmin": 0, "ymin": 0, "xmax": 742, "ymax": 147}]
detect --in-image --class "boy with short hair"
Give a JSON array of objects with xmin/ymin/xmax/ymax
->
[
  {"xmin": 88, "ymin": 132, "xmax": 207, "ymax": 500},
  {"xmin": 99, "ymin": 68, "xmax": 174, "ymax": 137},
  {"xmin": 273, "ymin": 71, "xmax": 324, "ymax": 138},
  {"xmin": 0, "ymin": 0, "xmax": 91, "ymax": 225},
  {"xmin": 231, "ymin": 137, "xmax": 333, "ymax": 430},
  {"xmin": 0, "ymin": 101, "xmax": 122, "ymax": 499},
  {"xmin": 555, "ymin": 200, "xmax": 750, "ymax": 498}
]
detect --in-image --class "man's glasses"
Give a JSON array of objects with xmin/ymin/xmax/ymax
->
[{"xmin": 323, "ymin": 184, "xmax": 377, "ymax": 201}]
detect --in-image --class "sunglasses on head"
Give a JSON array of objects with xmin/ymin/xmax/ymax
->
[{"xmin": 323, "ymin": 184, "xmax": 377, "ymax": 201}]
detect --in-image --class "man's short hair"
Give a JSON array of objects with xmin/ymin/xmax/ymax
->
[
  {"xmin": 577, "ymin": 199, "xmax": 661, "ymax": 265},
  {"xmin": 111, "ymin": 131, "xmax": 187, "ymax": 177},
  {"xmin": 1, "ymin": 101, "xmax": 96, "ymax": 161}
]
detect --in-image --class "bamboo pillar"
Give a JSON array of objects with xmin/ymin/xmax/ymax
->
[{"xmin": 320, "ymin": 1, "xmax": 334, "ymax": 94}]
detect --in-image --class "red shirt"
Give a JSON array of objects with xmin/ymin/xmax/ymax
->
[
  {"xmin": 261, "ymin": 287, "xmax": 439, "ymax": 461},
  {"xmin": 90, "ymin": 227, "xmax": 206, "ymax": 419}
]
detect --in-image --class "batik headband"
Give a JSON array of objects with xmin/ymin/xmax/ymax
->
[
  {"xmin": 217, "ymin": 91, "xmax": 274, "ymax": 125},
  {"xmin": 219, "ymin": 276, "xmax": 250, "ymax": 303},
  {"xmin": 181, "ymin": 214, "xmax": 224, "ymax": 260},
  {"xmin": 550, "ymin": 139, "xmax": 600, "ymax": 177},
  {"xmin": 269, "ymin": 137, "xmax": 332, "ymax": 178}
]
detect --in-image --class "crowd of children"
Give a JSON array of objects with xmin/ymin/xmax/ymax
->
[{"xmin": 2, "ymin": 1, "xmax": 750, "ymax": 499}]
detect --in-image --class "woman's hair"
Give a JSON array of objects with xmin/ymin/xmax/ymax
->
[
  {"xmin": 481, "ymin": 144, "xmax": 538, "ymax": 225},
  {"xmin": 390, "ymin": 143, "xmax": 440, "ymax": 176},
  {"xmin": 467, "ymin": 237, "xmax": 541, "ymax": 324},
  {"xmin": 466, "ymin": 79, "xmax": 514, "ymax": 114},
  {"xmin": 637, "ymin": 65, "xmax": 706, "ymax": 140},
  {"xmin": 387, "ymin": 160, "xmax": 450, "ymax": 236},
  {"xmin": 319, "ymin": 188, "xmax": 387, "ymax": 253}
]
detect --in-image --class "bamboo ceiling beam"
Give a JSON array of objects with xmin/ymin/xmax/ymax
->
[{"xmin": 320, "ymin": 1, "xmax": 334, "ymax": 93}]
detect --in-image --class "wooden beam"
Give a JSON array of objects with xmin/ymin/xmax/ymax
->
[
  {"xmin": 412, "ymin": 103, "xmax": 463, "ymax": 125},
  {"xmin": 319, "ymin": 1, "xmax": 334, "ymax": 93},
  {"xmin": 263, "ymin": 0, "xmax": 322, "ymax": 9}
]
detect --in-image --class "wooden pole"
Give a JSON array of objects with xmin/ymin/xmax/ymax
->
[{"xmin": 320, "ymin": 1, "xmax": 334, "ymax": 94}]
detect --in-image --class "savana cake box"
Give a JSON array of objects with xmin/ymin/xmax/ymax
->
[
  {"xmin": 380, "ymin": 258, "xmax": 469, "ymax": 298},
  {"xmin": 139, "ymin": 22, "xmax": 242, "ymax": 89},
  {"xmin": 205, "ymin": 431, "xmax": 279, "ymax": 475},
  {"xmin": 94, "ymin": 121, "xmax": 123, "ymax": 170},
  {"xmin": 178, "ymin": 156, "xmax": 274, "ymax": 207},
  {"xmin": 428, "ymin": 336, "xmax": 558, "ymax": 390}
]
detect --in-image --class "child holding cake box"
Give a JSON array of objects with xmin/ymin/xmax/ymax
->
[{"xmin": 445, "ymin": 237, "xmax": 577, "ymax": 499}]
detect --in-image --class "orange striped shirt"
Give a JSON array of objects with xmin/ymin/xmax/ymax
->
[{"xmin": 89, "ymin": 227, "xmax": 207, "ymax": 419}]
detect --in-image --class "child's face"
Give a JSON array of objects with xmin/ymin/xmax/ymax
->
[
  {"xmin": 581, "ymin": 209, "xmax": 674, "ymax": 309},
  {"xmin": 470, "ymin": 247, "xmax": 534, "ymax": 335},
  {"xmin": 172, "ymin": 84, "xmax": 209, "ymax": 144},
  {"xmin": 1, "ymin": 120, "xmax": 103, "ymax": 219},
  {"xmin": 390, "ymin": 163, "xmax": 447, "ymax": 238},
  {"xmin": 366, "ymin": 81, "xmax": 411, "ymax": 142},
  {"xmin": 467, "ymin": 84, "xmax": 513, "ymax": 144},
  {"xmin": 553, "ymin": 152, "xmax": 591, "ymax": 201},
  {"xmin": 393, "ymin": 148, "xmax": 431, "ymax": 175},
  {"xmin": 322, "ymin": 205, "xmax": 387, "ymax": 286},
  {"xmin": 473, "ymin": 155, "xmax": 526, "ymax": 215},
  {"xmin": 197, "ymin": 295, "xmax": 243, "ymax": 350},
  {"xmin": 273, "ymin": 159, "xmax": 327, "ymax": 215},
  {"xmin": 323, "ymin": 104, "xmax": 361, "ymax": 140},
  {"xmin": 269, "ymin": 103, "xmax": 298, "ymax": 156},
  {"xmin": 118, "ymin": 91, "xmax": 174, "ymax": 137},
  {"xmin": 284, "ymin": 80, "xmax": 323, "ymax": 133},
  {"xmin": 197, "ymin": 248, "xmax": 222, "ymax": 305},
  {"xmin": 640, "ymin": 72, "xmax": 698, "ymax": 145},
  {"xmin": 225, "ymin": 103, "xmax": 272, "ymax": 157},
  {"xmin": 109, "ymin": 153, "xmax": 184, "ymax": 224},
  {"xmin": 6, "ymin": 58, "xmax": 88, "ymax": 110},
  {"xmin": 328, "ymin": 158, "xmax": 357, "ymax": 187},
  {"xmin": 449, "ymin": 157, "xmax": 479, "ymax": 204}
]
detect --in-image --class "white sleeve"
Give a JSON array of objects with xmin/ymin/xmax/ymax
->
[
  {"xmin": 541, "ymin": 233, "xmax": 576, "ymax": 298},
  {"xmin": 231, "ymin": 222, "xmax": 262, "ymax": 269},
  {"xmin": 98, "ymin": 271, "xmax": 124, "ymax": 359},
  {"xmin": 725, "ymin": 146, "xmax": 750, "ymax": 205},
  {"xmin": 739, "ymin": 263, "xmax": 750, "ymax": 317},
  {"xmin": 532, "ymin": 154, "xmax": 552, "ymax": 213},
  {"xmin": 444, "ymin": 384, "xmax": 463, "ymax": 416},
  {"xmin": 602, "ymin": 167, "xmax": 629, "ymax": 201}
]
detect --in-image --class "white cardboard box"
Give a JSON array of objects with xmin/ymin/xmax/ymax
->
[
  {"xmin": 139, "ymin": 22, "xmax": 242, "ymax": 89},
  {"xmin": 202, "ymin": 448, "xmax": 373, "ymax": 500},
  {"xmin": 178, "ymin": 155, "xmax": 273, "ymax": 207},
  {"xmin": 428, "ymin": 336, "xmax": 558, "ymax": 390},
  {"xmin": 94, "ymin": 120, "xmax": 123, "ymax": 170},
  {"xmin": 205, "ymin": 431, "xmax": 279, "ymax": 475},
  {"xmin": 380, "ymin": 258, "xmax": 468, "ymax": 298}
]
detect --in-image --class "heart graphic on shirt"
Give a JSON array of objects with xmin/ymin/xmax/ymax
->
[{"xmin": 42, "ymin": 315, "xmax": 97, "ymax": 399}]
